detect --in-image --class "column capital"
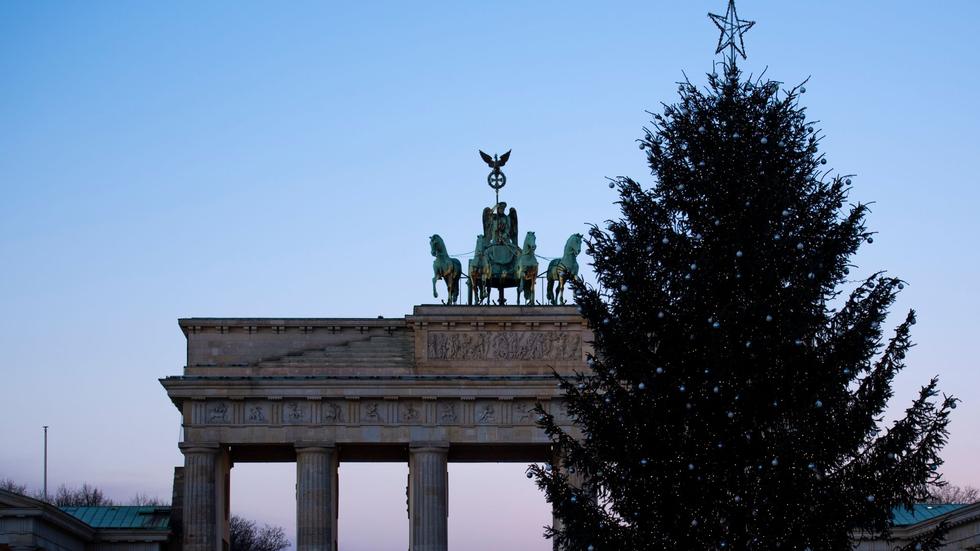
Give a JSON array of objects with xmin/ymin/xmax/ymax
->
[
  {"xmin": 409, "ymin": 442, "xmax": 450, "ymax": 453},
  {"xmin": 179, "ymin": 442, "xmax": 221, "ymax": 455},
  {"xmin": 295, "ymin": 442, "xmax": 335, "ymax": 454}
]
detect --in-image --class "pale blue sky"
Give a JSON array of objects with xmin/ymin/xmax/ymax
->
[{"xmin": 1, "ymin": 2, "xmax": 978, "ymax": 550}]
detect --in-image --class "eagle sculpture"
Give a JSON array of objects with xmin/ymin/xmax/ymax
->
[{"xmin": 479, "ymin": 150, "xmax": 511, "ymax": 172}]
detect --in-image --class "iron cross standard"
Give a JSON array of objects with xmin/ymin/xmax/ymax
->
[{"xmin": 480, "ymin": 149, "xmax": 511, "ymax": 204}]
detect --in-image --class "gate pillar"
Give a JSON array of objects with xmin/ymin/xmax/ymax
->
[
  {"xmin": 296, "ymin": 444, "xmax": 339, "ymax": 551},
  {"xmin": 180, "ymin": 443, "xmax": 228, "ymax": 551},
  {"xmin": 408, "ymin": 443, "xmax": 449, "ymax": 551}
]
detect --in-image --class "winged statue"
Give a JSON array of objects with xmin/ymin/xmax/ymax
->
[{"xmin": 482, "ymin": 202, "xmax": 518, "ymax": 248}]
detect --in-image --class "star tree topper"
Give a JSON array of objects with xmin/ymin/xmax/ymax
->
[{"xmin": 709, "ymin": 0, "xmax": 755, "ymax": 62}]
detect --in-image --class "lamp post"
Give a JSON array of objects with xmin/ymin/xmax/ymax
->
[{"xmin": 43, "ymin": 425, "xmax": 48, "ymax": 500}]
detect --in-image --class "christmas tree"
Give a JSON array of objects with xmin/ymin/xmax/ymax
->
[{"xmin": 531, "ymin": 2, "xmax": 957, "ymax": 550}]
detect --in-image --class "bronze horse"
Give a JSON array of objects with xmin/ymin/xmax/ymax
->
[
  {"xmin": 514, "ymin": 231, "xmax": 538, "ymax": 305},
  {"xmin": 467, "ymin": 235, "xmax": 491, "ymax": 305},
  {"xmin": 430, "ymin": 234, "xmax": 462, "ymax": 305},
  {"xmin": 547, "ymin": 233, "xmax": 583, "ymax": 305}
]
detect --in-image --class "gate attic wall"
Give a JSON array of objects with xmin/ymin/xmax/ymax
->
[{"xmin": 162, "ymin": 305, "xmax": 590, "ymax": 461}]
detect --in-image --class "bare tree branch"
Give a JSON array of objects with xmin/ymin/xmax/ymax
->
[{"xmin": 926, "ymin": 483, "xmax": 979, "ymax": 504}]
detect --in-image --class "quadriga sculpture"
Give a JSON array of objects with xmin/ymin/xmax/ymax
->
[
  {"xmin": 430, "ymin": 234, "xmax": 462, "ymax": 305},
  {"xmin": 547, "ymin": 233, "xmax": 583, "ymax": 305},
  {"xmin": 514, "ymin": 231, "xmax": 538, "ymax": 305}
]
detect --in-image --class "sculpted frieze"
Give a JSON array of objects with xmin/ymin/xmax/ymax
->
[
  {"xmin": 284, "ymin": 401, "xmax": 311, "ymax": 424},
  {"xmin": 514, "ymin": 402, "xmax": 533, "ymax": 423},
  {"xmin": 440, "ymin": 402, "xmax": 458, "ymax": 424},
  {"xmin": 195, "ymin": 398, "xmax": 556, "ymax": 428},
  {"xmin": 246, "ymin": 402, "xmax": 268, "ymax": 423},
  {"xmin": 323, "ymin": 401, "xmax": 343, "ymax": 423},
  {"xmin": 207, "ymin": 402, "xmax": 229, "ymax": 424},
  {"xmin": 477, "ymin": 402, "xmax": 496, "ymax": 424},
  {"xmin": 426, "ymin": 330, "xmax": 582, "ymax": 361},
  {"xmin": 401, "ymin": 402, "xmax": 420, "ymax": 423},
  {"xmin": 362, "ymin": 401, "xmax": 384, "ymax": 423}
]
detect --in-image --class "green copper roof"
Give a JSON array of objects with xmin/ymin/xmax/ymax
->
[
  {"xmin": 891, "ymin": 504, "xmax": 968, "ymax": 526},
  {"xmin": 60, "ymin": 506, "xmax": 170, "ymax": 530}
]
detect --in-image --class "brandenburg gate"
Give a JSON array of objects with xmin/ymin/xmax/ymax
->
[
  {"xmin": 162, "ymin": 307, "xmax": 588, "ymax": 551},
  {"xmin": 160, "ymin": 151, "xmax": 589, "ymax": 551}
]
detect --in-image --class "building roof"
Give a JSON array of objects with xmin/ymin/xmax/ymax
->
[
  {"xmin": 891, "ymin": 504, "xmax": 969, "ymax": 526},
  {"xmin": 60, "ymin": 506, "xmax": 171, "ymax": 530},
  {"xmin": 0, "ymin": 489, "xmax": 95, "ymax": 541}
]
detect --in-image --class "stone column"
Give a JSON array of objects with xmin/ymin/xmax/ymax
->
[
  {"xmin": 296, "ymin": 445, "xmax": 338, "ymax": 551},
  {"xmin": 217, "ymin": 448, "xmax": 233, "ymax": 551},
  {"xmin": 180, "ymin": 443, "xmax": 221, "ymax": 551},
  {"xmin": 408, "ymin": 444, "xmax": 449, "ymax": 551}
]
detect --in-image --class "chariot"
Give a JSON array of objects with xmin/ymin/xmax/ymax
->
[{"xmin": 430, "ymin": 150, "xmax": 582, "ymax": 306}]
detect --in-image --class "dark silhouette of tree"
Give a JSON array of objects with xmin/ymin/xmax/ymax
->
[
  {"xmin": 229, "ymin": 515, "xmax": 289, "ymax": 551},
  {"xmin": 531, "ymin": 61, "xmax": 957, "ymax": 551},
  {"xmin": 128, "ymin": 492, "xmax": 168, "ymax": 506},
  {"xmin": 0, "ymin": 478, "xmax": 29, "ymax": 496},
  {"xmin": 2, "ymin": 479, "xmax": 172, "ymax": 508},
  {"xmin": 53, "ymin": 483, "xmax": 115, "ymax": 507}
]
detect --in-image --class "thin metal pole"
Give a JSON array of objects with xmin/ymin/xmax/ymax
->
[{"xmin": 43, "ymin": 425, "xmax": 48, "ymax": 500}]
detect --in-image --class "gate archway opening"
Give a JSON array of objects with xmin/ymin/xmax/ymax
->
[
  {"xmin": 449, "ymin": 462, "xmax": 551, "ymax": 551},
  {"xmin": 338, "ymin": 462, "xmax": 408, "ymax": 551},
  {"xmin": 229, "ymin": 462, "xmax": 296, "ymax": 550}
]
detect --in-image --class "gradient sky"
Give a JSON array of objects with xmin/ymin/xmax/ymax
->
[{"xmin": 1, "ymin": 2, "xmax": 978, "ymax": 550}]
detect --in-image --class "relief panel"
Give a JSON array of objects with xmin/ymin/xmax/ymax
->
[
  {"xmin": 438, "ymin": 401, "xmax": 458, "ymax": 425},
  {"xmin": 321, "ymin": 401, "xmax": 344, "ymax": 424},
  {"xmin": 206, "ymin": 401, "xmax": 230, "ymax": 424},
  {"xmin": 283, "ymin": 401, "xmax": 312, "ymax": 424},
  {"xmin": 513, "ymin": 401, "xmax": 535, "ymax": 424},
  {"xmin": 361, "ymin": 401, "xmax": 385, "ymax": 424},
  {"xmin": 245, "ymin": 401, "xmax": 270, "ymax": 424},
  {"xmin": 426, "ymin": 331, "xmax": 582, "ymax": 361},
  {"xmin": 475, "ymin": 401, "xmax": 497, "ymax": 424},
  {"xmin": 554, "ymin": 400, "xmax": 571, "ymax": 423},
  {"xmin": 399, "ymin": 401, "xmax": 421, "ymax": 424}
]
